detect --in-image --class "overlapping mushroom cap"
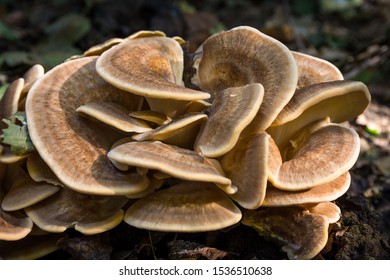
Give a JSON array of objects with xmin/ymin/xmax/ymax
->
[{"xmin": 0, "ymin": 26, "xmax": 371, "ymax": 260}]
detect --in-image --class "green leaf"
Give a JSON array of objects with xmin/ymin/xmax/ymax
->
[
  {"xmin": 1, "ymin": 112, "xmax": 35, "ymax": 156},
  {"xmin": 0, "ymin": 51, "xmax": 33, "ymax": 67}
]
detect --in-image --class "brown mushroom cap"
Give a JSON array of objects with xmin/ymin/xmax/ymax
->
[
  {"xmin": 25, "ymin": 56, "xmax": 149, "ymax": 195},
  {"xmin": 76, "ymin": 101, "xmax": 151, "ymax": 133},
  {"xmin": 0, "ymin": 78, "xmax": 24, "ymax": 121},
  {"xmin": 1, "ymin": 170, "xmax": 60, "ymax": 211},
  {"xmin": 292, "ymin": 51, "xmax": 343, "ymax": 89},
  {"xmin": 268, "ymin": 123, "xmax": 359, "ymax": 190},
  {"xmin": 221, "ymin": 132, "xmax": 269, "ymax": 209},
  {"xmin": 96, "ymin": 36, "xmax": 210, "ymax": 101},
  {"xmin": 0, "ymin": 208, "xmax": 33, "ymax": 241},
  {"xmin": 268, "ymin": 80, "xmax": 371, "ymax": 149},
  {"xmin": 21, "ymin": 64, "xmax": 45, "ymax": 94},
  {"xmin": 108, "ymin": 140, "xmax": 235, "ymax": 194},
  {"xmin": 26, "ymin": 152, "xmax": 63, "ymax": 186},
  {"xmin": 124, "ymin": 181, "xmax": 242, "ymax": 232},
  {"xmin": 132, "ymin": 112, "xmax": 208, "ymax": 149},
  {"xmin": 193, "ymin": 26, "xmax": 298, "ymax": 132},
  {"xmin": 194, "ymin": 83, "xmax": 264, "ymax": 158},
  {"xmin": 263, "ymin": 172, "xmax": 350, "ymax": 206},
  {"xmin": 83, "ymin": 37, "xmax": 124, "ymax": 57},
  {"xmin": 25, "ymin": 187, "xmax": 128, "ymax": 235},
  {"xmin": 303, "ymin": 202, "xmax": 341, "ymax": 223},
  {"xmin": 242, "ymin": 207, "xmax": 329, "ymax": 259}
]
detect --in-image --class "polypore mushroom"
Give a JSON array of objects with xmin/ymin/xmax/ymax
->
[
  {"xmin": 220, "ymin": 132, "xmax": 269, "ymax": 209},
  {"xmin": 0, "ymin": 206, "xmax": 33, "ymax": 241},
  {"xmin": 124, "ymin": 181, "xmax": 242, "ymax": 232},
  {"xmin": 268, "ymin": 121, "xmax": 360, "ymax": 190},
  {"xmin": 25, "ymin": 56, "xmax": 149, "ymax": 195},
  {"xmin": 268, "ymin": 80, "xmax": 371, "ymax": 149},
  {"xmin": 108, "ymin": 140, "xmax": 235, "ymax": 194},
  {"xmin": 303, "ymin": 202, "xmax": 341, "ymax": 224},
  {"xmin": 263, "ymin": 172, "xmax": 351, "ymax": 206},
  {"xmin": 194, "ymin": 83, "xmax": 264, "ymax": 158},
  {"xmin": 129, "ymin": 110, "xmax": 172, "ymax": 127},
  {"xmin": 292, "ymin": 51, "xmax": 343, "ymax": 89},
  {"xmin": 1, "ymin": 168, "xmax": 60, "ymax": 211},
  {"xmin": 192, "ymin": 26, "xmax": 298, "ymax": 132},
  {"xmin": 96, "ymin": 36, "xmax": 210, "ymax": 117},
  {"xmin": 132, "ymin": 112, "xmax": 208, "ymax": 149},
  {"xmin": 21, "ymin": 64, "xmax": 45, "ymax": 95},
  {"xmin": 76, "ymin": 101, "xmax": 151, "ymax": 133},
  {"xmin": 25, "ymin": 187, "xmax": 128, "ymax": 235},
  {"xmin": 242, "ymin": 206, "xmax": 329, "ymax": 259},
  {"xmin": 26, "ymin": 152, "xmax": 63, "ymax": 186}
]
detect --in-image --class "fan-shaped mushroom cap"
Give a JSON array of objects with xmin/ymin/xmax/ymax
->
[
  {"xmin": 25, "ymin": 56, "xmax": 149, "ymax": 195},
  {"xmin": 194, "ymin": 83, "xmax": 264, "ymax": 158},
  {"xmin": 25, "ymin": 188, "xmax": 128, "ymax": 235},
  {"xmin": 292, "ymin": 51, "xmax": 343, "ymax": 89},
  {"xmin": 22, "ymin": 64, "xmax": 45, "ymax": 94},
  {"xmin": 263, "ymin": 172, "xmax": 350, "ymax": 206},
  {"xmin": 0, "ymin": 233, "xmax": 67, "ymax": 259},
  {"xmin": 133, "ymin": 112, "xmax": 207, "ymax": 149},
  {"xmin": 1, "ymin": 170, "xmax": 60, "ymax": 211},
  {"xmin": 124, "ymin": 182, "xmax": 242, "ymax": 232},
  {"xmin": 108, "ymin": 140, "xmax": 235, "ymax": 194},
  {"xmin": 0, "ymin": 208, "xmax": 33, "ymax": 241},
  {"xmin": 83, "ymin": 38, "xmax": 124, "ymax": 57},
  {"xmin": 76, "ymin": 102, "xmax": 150, "ymax": 133},
  {"xmin": 96, "ymin": 36, "xmax": 210, "ymax": 101},
  {"xmin": 192, "ymin": 26, "xmax": 298, "ymax": 132},
  {"xmin": 26, "ymin": 153, "xmax": 63, "ymax": 186},
  {"xmin": 303, "ymin": 202, "xmax": 341, "ymax": 223},
  {"xmin": 0, "ymin": 78, "xmax": 24, "ymax": 121},
  {"xmin": 268, "ymin": 122, "xmax": 359, "ymax": 190},
  {"xmin": 268, "ymin": 80, "xmax": 371, "ymax": 148},
  {"xmin": 221, "ymin": 132, "xmax": 269, "ymax": 209},
  {"xmin": 242, "ymin": 207, "xmax": 329, "ymax": 259}
]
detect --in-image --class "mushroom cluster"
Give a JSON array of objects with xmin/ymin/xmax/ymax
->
[{"xmin": 0, "ymin": 26, "xmax": 370, "ymax": 260}]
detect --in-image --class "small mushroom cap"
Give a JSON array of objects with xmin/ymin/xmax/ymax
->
[
  {"xmin": 2, "ymin": 172, "xmax": 60, "ymax": 211},
  {"xmin": 0, "ymin": 78, "xmax": 24, "ymax": 122},
  {"xmin": 132, "ymin": 112, "xmax": 208, "ymax": 149},
  {"xmin": 0, "ymin": 233, "xmax": 67, "ymax": 259},
  {"xmin": 0, "ymin": 208, "xmax": 33, "ymax": 241},
  {"xmin": 108, "ymin": 140, "xmax": 235, "ymax": 194},
  {"xmin": 303, "ymin": 202, "xmax": 341, "ymax": 224},
  {"xmin": 125, "ymin": 30, "xmax": 166, "ymax": 40},
  {"xmin": 96, "ymin": 36, "xmax": 210, "ymax": 101},
  {"xmin": 268, "ymin": 123, "xmax": 360, "ymax": 190},
  {"xmin": 242, "ymin": 207, "xmax": 329, "ymax": 260},
  {"xmin": 269, "ymin": 80, "xmax": 371, "ymax": 149},
  {"xmin": 221, "ymin": 132, "xmax": 269, "ymax": 209},
  {"xmin": 76, "ymin": 101, "xmax": 151, "ymax": 133},
  {"xmin": 83, "ymin": 37, "xmax": 124, "ymax": 56},
  {"xmin": 22, "ymin": 64, "xmax": 45, "ymax": 94},
  {"xmin": 194, "ymin": 83, "xmax": 264, "ymax": 158},
  {"xmin": 25, "ymin": 188, "xmax": 128, "ymax": 235},
  {"xmin": 292, "ymin": 51, "xmax": 343, "ymax": 89},
  {"xmin": 124, "ymin": 181, "xmax": 242, "ymax": 232},
  {"xmin": 25, "ymin": 56, "xmax": 149, "ymax": 195},
  {"xmin": 26, "ymin": 152, "xmax": 63, "ymax": 186},
  {"xmin": 263, "ymin": 172, "xmax": 351, "ymax": 206},
  {"xmin": 193, "ymin": 26, "xmax": 298, "ymax": 132}
]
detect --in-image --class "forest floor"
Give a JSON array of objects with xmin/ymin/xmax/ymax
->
[{"xmin": 0, "ymin": 0, "xmax": 389, "ymax": 259}]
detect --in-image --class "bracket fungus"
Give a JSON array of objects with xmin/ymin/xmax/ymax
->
[{"xmin": 0, "ymin": 26, "xmax": 371, "ymax": 260}]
